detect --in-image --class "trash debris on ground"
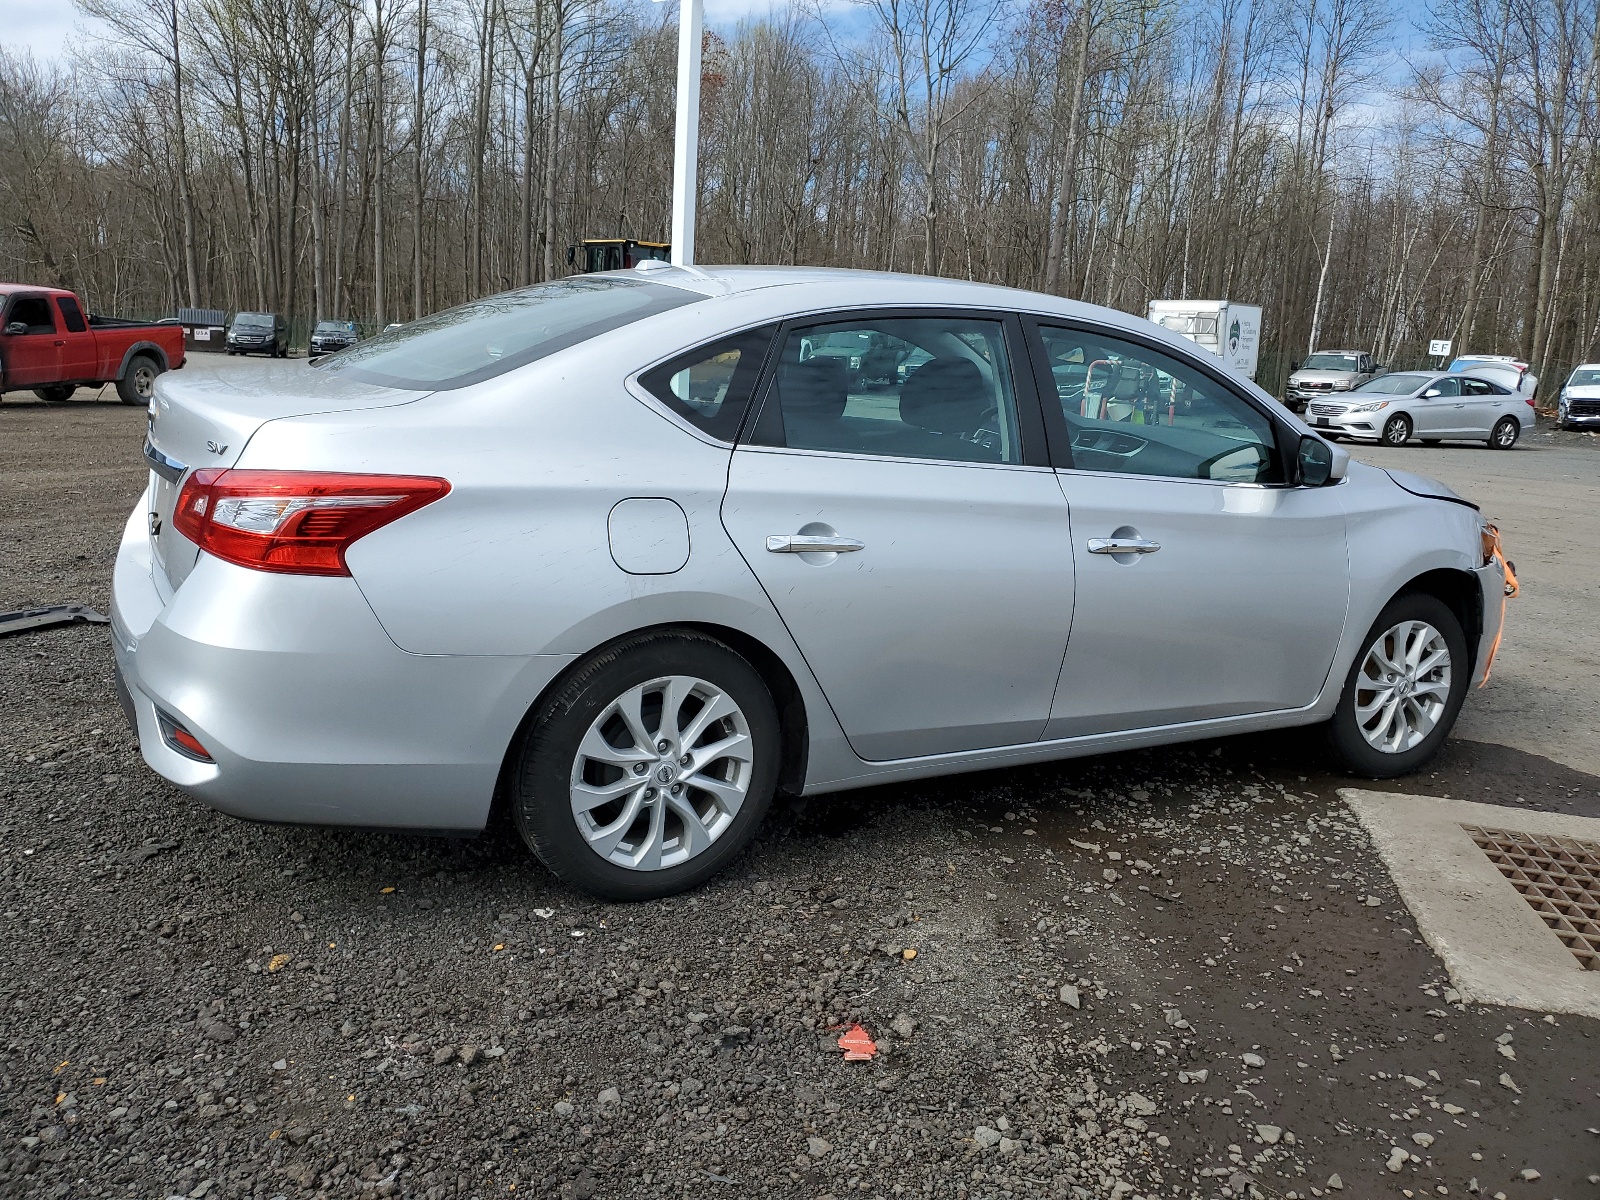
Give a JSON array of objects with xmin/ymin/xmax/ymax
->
[
  {"xmin": 0, "ymin": 604, "xmax": 110, "ymax": 637},
  {"xmin": 837, "ymin": 1024, "xmax": 877, "ymax": 1060}
]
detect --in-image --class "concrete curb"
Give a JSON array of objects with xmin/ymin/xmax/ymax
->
[{"xmin": 1339, "ymin": 788, "xmax": 1600, "ymax": 1019}]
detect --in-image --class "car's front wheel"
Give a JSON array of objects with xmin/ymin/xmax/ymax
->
[
  {"xmin": 1327, "ymin": 593, "xmax": 1469, "ymax": 778},
  {"xmin": 1491, "ymin": 417, "xmax": 1520, "ymax": 449},
  {"xmin": 1382, "ymin": 413, "xmax": 1412, "ymax": 446},
  {"xmin": 510, "ymin": 630, "xmax": 781, "ymax": 899}
]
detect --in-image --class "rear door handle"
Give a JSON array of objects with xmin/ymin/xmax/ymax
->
[
  {"xmin": 1087, "ymin": 537, "xmax": 1161, "ymax": 555},
  {"xmin": 766, "ymin": 534, "xmax": 865, "ymax": 554}
]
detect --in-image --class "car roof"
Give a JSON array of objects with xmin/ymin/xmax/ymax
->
[
  {"xmin": 1309, "ymin": 349, "xmax": 1363, "ymax": 355},
  {"xmin": 624, "ymin": 263, "xmax": 1178, "ymax": 341},
  {"xmin": 0, "ymin": 284, "xmax": 76, "ymax": 298}
]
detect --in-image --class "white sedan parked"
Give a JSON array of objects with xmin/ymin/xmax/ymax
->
[
  {"xmin": 113, "ymin": 266, "xmax": 1513, "ymax": 898},
  {"xmin": 1305, "ymin": 371, "xmax": 1535, "ymax": 448}
]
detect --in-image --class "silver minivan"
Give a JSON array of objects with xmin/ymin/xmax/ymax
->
[{"xmin": 1306, "ymin": 370, "xmax": 1534, "ymax": 448}]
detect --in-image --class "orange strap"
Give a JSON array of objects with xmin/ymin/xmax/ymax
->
[{"xmin": 1479, "ymin": 523, "xmax": 1517, "ymax": 687}]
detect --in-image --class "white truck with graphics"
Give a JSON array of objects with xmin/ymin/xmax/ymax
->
[{"xmin": 1146, "ymin": 299, "xmax": 1262, "ymax": 381}]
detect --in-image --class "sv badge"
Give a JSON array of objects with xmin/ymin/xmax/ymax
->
[{"xmin": 206, "ymin": 439, "xmax": 228, "ymax": 455}]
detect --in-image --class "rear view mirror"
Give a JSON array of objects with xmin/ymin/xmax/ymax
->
[
  {"xmin": 1298, "ymin": 435, "xmax": 1335, "ymax": 486},
  {"xmin": 3, "ymin": 321, "xmax": 25, "ymax": 336}
]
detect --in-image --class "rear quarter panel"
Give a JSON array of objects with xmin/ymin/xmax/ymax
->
[{"xmin": 234, "ymin": 305, "xmax": 854, "ymax": 783}]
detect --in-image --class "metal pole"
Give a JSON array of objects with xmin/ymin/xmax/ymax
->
[{"xmin": 670, "ymin": 0, "xmax": 703, "ymax": 266}]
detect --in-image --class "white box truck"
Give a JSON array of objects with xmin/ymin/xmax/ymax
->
[{"xmin": 1146, "ymin": 299, "xmax": 1262, "ymax": 381}]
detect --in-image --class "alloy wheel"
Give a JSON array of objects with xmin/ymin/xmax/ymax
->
[
  {"xmin": 1493, "ymin": 419, "xmax": 1518, "ymax": 448},
  {"xmin": 134, "ymin": 366, "xmax": 156, "ymax": 399},
  {"xmin": 1383, "ymin": 415, "xmax": 1410, "ymax": 445},
  {"xmin": 1353, "ymin": 620, "xmax": 1452, "ymax": 754},
  {"xmin": 569, "ymin": 674, "xmax": 754, "ymax": 871}
]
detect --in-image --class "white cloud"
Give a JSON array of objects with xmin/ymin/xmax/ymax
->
[{"xmin": 0, "ymin": 2, "xmax": 109, "ymax": 63}]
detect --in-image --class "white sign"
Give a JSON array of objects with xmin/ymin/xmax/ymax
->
[
  {"xmin": 194, "ymin": 327, "xmax": 211, "ymax": 341},
  {"xmin": 1428, "ymin": 338, "xmax": 1452, "ymax": 357}
]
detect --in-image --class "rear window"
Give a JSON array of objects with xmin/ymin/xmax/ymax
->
[{"xmin": 315, "ymin": 278, "xmax": 697, "ymax": 391}]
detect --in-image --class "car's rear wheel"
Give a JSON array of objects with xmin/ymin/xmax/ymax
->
[
  {"xmin": 33, "ymin": 384, "xmax": 75, "ymax": 402},
  {"xmin": 1382, "ymin": 414, "xmax": 1412, "ymax": 446},
  {"xmin": 1491, "ymin": 417, "xmax": 1520, "ymax": 449},
  {"xmin": 1327, "ymin": 593, "xmax": 1469, "ymax": 778},
  {"xmin": 116, "ymin": 355, "xmax": 159, "ymax": 405},
  {"xmin": 510, "ymin": 630, "xmax": 781, "ymax": 899}
]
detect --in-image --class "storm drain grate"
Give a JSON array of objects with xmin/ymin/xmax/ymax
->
[{"xmin": 1463, "ymin": 825, "xmax": 1600, "ymax": 971}]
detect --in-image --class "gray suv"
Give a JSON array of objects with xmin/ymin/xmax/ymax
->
[{"xmin": 1285, "ymin": 350, "xmax": 1382, "ymax": 412}]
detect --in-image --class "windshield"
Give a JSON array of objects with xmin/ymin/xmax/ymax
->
[
  {"xmin": 1567, "ymin": 368, "xmax": 1600, "ymax": 388},
  {"xmin": 1302, "ymin": 353, "xmax": 1360, "ymax": 371},
  {"xmin": 315, "ymin": 321, "xmax": 355, "ymax": 334},
  {"xmin": 233, "ymin": 314, "xmax": 272, "ymax": 329},
  {"xmin": 314, "ymin": 278, "xmax": 695, "ymax": 390},
  {"xmin": 1355, "ymin": 373, "xmax": 1431, "ymax": 395}
]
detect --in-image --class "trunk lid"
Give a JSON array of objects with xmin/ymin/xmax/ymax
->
[{"xmin": 143, "ymin": 363, "xmax": 430, "ymax": 588}]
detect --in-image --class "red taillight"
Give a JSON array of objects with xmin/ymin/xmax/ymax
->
[{"xmin": 172, "ymin": 469, "xmax": 450, "ymax": 576}]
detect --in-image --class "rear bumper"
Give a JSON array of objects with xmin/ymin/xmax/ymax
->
[{"xmin": 110, "ymin": 505, "xmax": 575, "ymax": 831}]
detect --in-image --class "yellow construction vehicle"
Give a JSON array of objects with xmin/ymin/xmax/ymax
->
[{"xmin": 568, "ymin": 239, "xmax": 671, "ymax": 274}]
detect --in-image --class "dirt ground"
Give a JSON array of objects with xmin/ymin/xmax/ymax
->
[{"xmin": 2, "ymin": 381, "xmax": 1598, "ymax": 1200}]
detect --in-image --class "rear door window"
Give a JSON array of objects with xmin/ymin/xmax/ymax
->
[
  {"xmin": 748, "ymin": 315, "xmax": 1024, "ymax": 465},
  {"xmin": 57, "ymin": 297, "xmax": 87, "ymax": 333}
]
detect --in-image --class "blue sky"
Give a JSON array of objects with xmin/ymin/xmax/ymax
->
[{"xmin": 2, "ymin": 0, "xmax": 1433, "ymax": 71}]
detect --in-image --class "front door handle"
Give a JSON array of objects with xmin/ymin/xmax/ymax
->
[
  {"xmin": 1087, "ymin": 536, "xmax": 1161, "ymax": 555},
  {"xmin": 766, "ymin": 534, "xmax": 865, "ymax": 554}
]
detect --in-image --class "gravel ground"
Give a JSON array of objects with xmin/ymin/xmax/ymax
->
[{"xmin": 3, "ymin": 388, "xmax": 1598, "ymax": 1200}]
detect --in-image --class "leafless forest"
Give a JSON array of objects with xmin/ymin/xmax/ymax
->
[{"xmin": 1, "ymin": 0, "xmax": 1597, "ymax": 389}]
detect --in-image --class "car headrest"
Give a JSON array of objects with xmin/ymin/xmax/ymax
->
[
  {"xmin": 898, "ymin": 357, "xmax": 987, "ymax": 435},
  {"xmin": 779, "ymin": 358, "xmax": 849, "ymax": 421}
]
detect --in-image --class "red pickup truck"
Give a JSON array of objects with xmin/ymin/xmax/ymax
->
[{"xmin": 0, "ymin": 284, "xmax": 186, "ymax": 405}]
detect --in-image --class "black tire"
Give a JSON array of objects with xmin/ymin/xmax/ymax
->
[
  {"xmin": 510, "ymin": 629, "xmax": 781, "ymax": 900},
  {"xmin": 33, "ymin": 384, "xmax": 75, "ymax": 402},
  {"xmin": 1326, "ymin": 592, "xmax": 1470, "ymax": 778},
  {"xmin": 1490, "ymin": 417, "xmax": 1519, "ymax": 449},
  {"xmin": 116, "ymin": 354, "xmax": 160, "ymax": 405},
  {"xmin": 1381, "ymin": 413, "xmax": 1412, "ymax": 446}
]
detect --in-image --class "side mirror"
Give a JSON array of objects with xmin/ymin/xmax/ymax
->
[
  {"xmin": 1297, "ymin": 434, "xmax": 1343, "ymax": 486},
  {"xmin": 566, "ymin": 246, "xmax": 577, "ymax": 266},
  {"xmin": 3, "ymin": 321, "xmax": 26, "ymax": 336},
  {"xmin": 1423, "ymin": 388, "xmax": 1442, "ymax": 398},
  {"xmin": 1290, "ymin": 360, "xmax": 1300, "ymax": 373}
]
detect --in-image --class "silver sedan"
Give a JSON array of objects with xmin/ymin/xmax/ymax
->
[
  {"xmin": 112, "ymin": 266, "xmax": 1512, "ymax": 898},
  {"xmin": 1304, "ymin": 370, "xmax": 1535, "ymax": 448}
]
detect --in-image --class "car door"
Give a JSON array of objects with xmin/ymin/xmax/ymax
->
[
  {"xmin": 721, "ymin": 310, "xmax": 1075, "ymax": 761},
  {"xmin": 1026, "ymin": 320, "xmax": 1350, "ymax": 737},
  {"xmin": 0, "ymin": 294, "xmax": 67, "ymax": 388},
  {"xmin": 54, "ymin": 296, "xmax": 98, "ymax": 381},
  {"xmin": 1412, "ymin": 375, "xmax": 1463, "ymax": 436},
  {"xmin": 1458, "ymin": 376, "xmax": 1510, "ymax": 435}
]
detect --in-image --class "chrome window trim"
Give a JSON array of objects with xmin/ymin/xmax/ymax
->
[{"xmin": 731, "ymin": 442, "xmax": 1054, "ymax": 474}]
